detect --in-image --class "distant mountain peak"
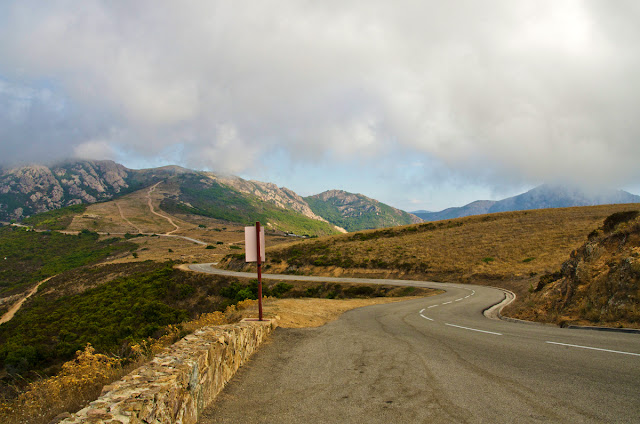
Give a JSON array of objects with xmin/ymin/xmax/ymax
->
[
  {"xmin": 487, "ymin": 184, "xmax": 640, "ymax": 214},
  {"xmin": 415, "ymin": 184, "xmax": 640, "ymax": 222}
]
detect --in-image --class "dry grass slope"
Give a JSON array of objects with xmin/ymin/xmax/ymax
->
[{"xmin": 235, "ymin": 203, "xmax": 640, "ymax": 300}]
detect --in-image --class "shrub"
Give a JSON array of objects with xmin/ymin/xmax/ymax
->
[
  {"xmin": 271, "ymin": 282, "xmax": 294, "ymax": 297},
  {"xmin": 344, "ymin": 285, "xmax": 375, "ymax": 296},
  {"xmin": 205, "ymin": 245, "xmax": 216, "ymax": 249},
  {"xmin": 603, "ymin": 211, "xmax": 639, "ymax": 233}
]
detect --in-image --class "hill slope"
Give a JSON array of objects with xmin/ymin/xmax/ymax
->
[
  {"xmin": 305, "ymin": 190, "xmax": 422, "ymax": 232},
  {"xmin": 223, "ymin": 204, "xmax": 640, "ymax": 298},
  {"xmin": 160, "ymin": 173, "xmax": 339, "ymax": 236}
]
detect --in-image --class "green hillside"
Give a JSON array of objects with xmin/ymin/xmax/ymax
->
[
  {"xmin": 305, "ymin": 190, "xmax": 419, "ymax": 232},
  {"xmin": 160, "ymin": 174, "xmax": 339, "ymax": 236},
  {"xmin": 0, "ymin": 227, "xmax": 136, "ymax": 296}
]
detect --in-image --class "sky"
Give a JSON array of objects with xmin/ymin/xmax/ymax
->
[{"xmin": 1, "ymin": 1, "xmax": 639, "ymax": 212}]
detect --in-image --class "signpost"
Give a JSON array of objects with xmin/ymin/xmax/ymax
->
[{"xmin": 244, "ymin": 222, "xmax": 265, "ymax": 320}]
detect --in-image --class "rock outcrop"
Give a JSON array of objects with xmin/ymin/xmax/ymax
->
[
  {"xmin": 0, "ymin": 161, "xmax": 133, "ymax": 220},
  {"xmin": 211, "ymin": 174, "xmax": 328, "ymax": 223},
  {"xmin": 519, "ymin": 210, "xmax": 640, "ymax": 327}
]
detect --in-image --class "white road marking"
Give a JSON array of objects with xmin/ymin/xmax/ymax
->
[
  {"xmin": 419, "ymin": 308, "xmax": 425, "ymax": 313},
  {"xmin": 455, "ymin": 298, "xmax": 463, "ymax": 302},
  {"xmin": 464, "ymin": 295, "xmax": 470, "ymax": 299},
  {"xmin": 545, "ymin": 341, "xmax": 640, "ymax": 357},
  {"xmin": 419, "ymin": 313, "xmax": 434, "ymax": 322},
  {"xmin": 428, "ymin": 305, "xmax": 438, "ymax": 309},
  {"xmin": 443, "ymin": 301, "xmax": 453, "ymax": 305},
  {"xmin": 445, "ymin": 323, "xmax": 502, "ymax": 335}
]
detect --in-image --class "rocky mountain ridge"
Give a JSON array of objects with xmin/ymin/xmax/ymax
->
[
  {"xmin": 208, "ymin": 174, "xmax": 328, "ymax": 224},
  {"xmin": 0, "ymin": 160, "xmax": 414, "ymax": 233},
  {"xmin": 0, "ymin": 161, "xmax": 134, "ymax": 220}
]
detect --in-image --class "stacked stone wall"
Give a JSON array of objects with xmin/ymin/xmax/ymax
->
[{"xmin": 59, "ymin": 319, "xmax": 277, "ymax": 423}]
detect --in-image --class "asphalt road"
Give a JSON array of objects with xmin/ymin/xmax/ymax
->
[{"xmin": 192, "ymin": 264, "xmax": 640, "ymax": 423}]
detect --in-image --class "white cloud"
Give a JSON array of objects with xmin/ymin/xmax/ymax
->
[
  {"xmin": 73, "ymin": 140, "xmax": 116, "ymax": 161},
  {"xmin": 0, "ymin": 0, "xmax": 639, "ymax": 194}
]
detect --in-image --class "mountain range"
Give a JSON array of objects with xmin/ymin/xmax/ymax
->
[
  {"xmin": 1, "ymin": 160, "xmax": 639, "ymax": 233},
  {"xmin": 0, "ymin": 160, "xmax": 419, "ymax": 234},
  {"xmin": 413, "ymin": 184, "xmax": 640, "ymax": 221}
]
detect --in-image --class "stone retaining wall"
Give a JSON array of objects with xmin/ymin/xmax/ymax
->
[{"xmin": 59, "ymin": 319, "xmax": 277, "ymax": 424}]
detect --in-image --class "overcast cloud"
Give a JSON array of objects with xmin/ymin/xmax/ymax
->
[{"xmin": 1, "ymin": 1, "xmax": 639, "ymax": 209}]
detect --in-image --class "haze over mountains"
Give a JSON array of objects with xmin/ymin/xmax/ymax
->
[
  {"xmin": 1, "ymin": 160, "xmax": 639, "ymax": 233},
  {"xmin": 413, "ymin": 185, "xmax": 640, "ymax": 222}
]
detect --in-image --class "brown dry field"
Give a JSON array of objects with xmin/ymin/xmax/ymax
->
[{"xmin": 65, "ymin": 182, "xmax": 294, "ymax": 265}]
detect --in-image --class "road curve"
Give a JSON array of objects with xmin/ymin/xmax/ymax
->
[{"xmin": 191, "ymin": 264, "xmax": 640, "ymax": 423}]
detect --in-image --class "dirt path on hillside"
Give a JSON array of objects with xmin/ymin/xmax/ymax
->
[
  {"xmin": 0, "ymin": 276, "xmax": 54, "ymax": 325},
  {"xmin": 147, "ymin": 182, "xmax": 180, "ymax": 235},
  {"xmin": 115, "ymin": 201, "xmax": 142, "ymax": 233}
]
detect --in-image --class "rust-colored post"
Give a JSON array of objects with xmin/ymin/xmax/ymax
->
[{"xmin": 256, "ymin": 221, "xmax": 263, "ymax": 321}]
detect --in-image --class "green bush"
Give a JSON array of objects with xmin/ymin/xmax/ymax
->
[
  {"xmin": 603, "ymin": 211, "xmax": 639, "ymax": 233},
  {"xmin": 0, "ymin": 264, "xmax": 190, "ymax": 376},
  {"xmin": 271, "ymin": 282, "xmax": 294, "ymax": 297},
  {"xmin": 0, "ymin": 227, "xmax": 136, "ymax": 295}
]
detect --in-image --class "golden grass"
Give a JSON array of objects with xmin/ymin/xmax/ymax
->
[{"xmin": 238, "ymin": 295, "xmax": 435, "ymax": 328}]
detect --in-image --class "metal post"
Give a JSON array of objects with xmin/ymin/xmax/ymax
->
[{"xmin": 256, "ymin": 221, "xmax": 263, "ymax": 321}]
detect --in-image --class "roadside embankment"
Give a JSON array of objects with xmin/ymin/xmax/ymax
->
[{"xmin": 58, "ymin": 319, "xmax": 277, "ymax": 424}]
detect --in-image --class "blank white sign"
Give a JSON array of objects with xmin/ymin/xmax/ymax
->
[{"xmin": 244, "ymin": 226, "xmax": 265, "ymax": 262}]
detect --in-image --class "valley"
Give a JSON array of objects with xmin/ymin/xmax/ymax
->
[{"xmin": 1, "ymin": 160, "xmax": 639, "ymax": 423}]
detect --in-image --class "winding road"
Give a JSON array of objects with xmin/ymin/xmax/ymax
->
[{"xmin": 191, "ymin": 264, "xmax": 640, "ymax": 423}]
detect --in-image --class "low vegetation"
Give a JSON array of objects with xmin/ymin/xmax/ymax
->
[
  {"xmin": 0, "ymin": 227, "xmax": 136, "ymax": 296},
  {"xmin": 0, "ymin": 254, "xmax": 428, "ymax": 423},
  {"xmin": 21, "ymin": 204, "xmax": 87, "ymax": 230}
]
